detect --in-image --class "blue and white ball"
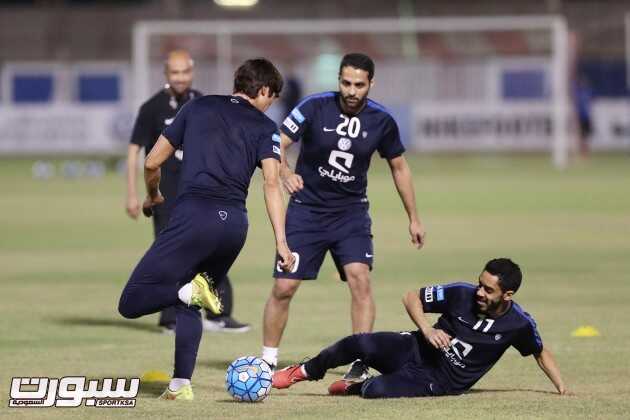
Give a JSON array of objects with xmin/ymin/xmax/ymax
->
[{"xmin": 225, "ymin": 356, "xmax": 273, "ymax": 402}]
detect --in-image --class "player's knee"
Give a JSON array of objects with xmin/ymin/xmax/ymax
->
[
  {"xmin": 272, "ymin": 279, "xmax": 300, "ymax": 301},
  {"xmin": 348, "ymin": 276, "xmax": 373, "ymax": 300},
  {"xmin": 118, "ymin": 294, "xmax": 140, "ymax": 319}
]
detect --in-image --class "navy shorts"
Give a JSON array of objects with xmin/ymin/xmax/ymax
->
[
  {"xmin": 273, "ymin": 203, "xmax": 373, "ymax": 281},
  {"xmin": 150, "ymin": 198, "xmax": 248, "ymax": 284}
]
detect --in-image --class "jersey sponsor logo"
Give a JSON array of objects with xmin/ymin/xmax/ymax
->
[
  {"xmin": 164, "ymin": 118, "xmax": 174, "ymax": 126},
  {"xmin": 291, "ymin": 108, "xmax": 305, "ymax": 123},
  {"xmin": 338, "ymin": 138, "xmax": 352, "ymax": 151},
  {"xmin": 318, "ymin": 167, "xmax": 356, "ymax": 183},
  {"xmin": 319, "ymin": 150, "xmax": 356, "ymax": 183},
  {"xmin": 327, "ymin": 150, "xmax": 353, "ymax": 174},
  {"xmin": 283, "ymin": 117, "xmax": 299, "ymax": 134},
  {"xmin": 424, "ymin": 286, "xmax": 434, "ymax": 303},
  {"xmin": 174, "ymin": 149, "xmax": 183, "ymax": 161},
  {"xmin": 276, "ymin": 252, "xmax": 300, "ymax": 274},
  {"xmin": 443, "ymin": 338, "xmax": 473, "ymax": 369},
  {"xmin": 273, "ymin": 145, "xmax": 281, "ymax": 155}
]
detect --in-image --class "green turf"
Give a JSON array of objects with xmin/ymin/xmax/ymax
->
[{"xmin": 1, "ymin": 154, "xmax": 629, "ymax": 419}]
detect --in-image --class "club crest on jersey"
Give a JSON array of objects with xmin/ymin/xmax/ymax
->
[
  {"xmin": 495, "ymin": 334, "xmax": 502, "ymax": 341},
  {"xmin": 337, "ymin": 138, "xmax": 352, "ymax": 151},
  {"xmin": 362, "ymin": 131, "xmax": 368, "ymax": 139},
  {"xmin": 218, "ymin": 211, "xmax": 228, "ymax": 221}
]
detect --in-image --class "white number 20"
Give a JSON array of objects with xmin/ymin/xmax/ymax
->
[{"xmin": 336, "ymin": 115, "xmax": 361, "ymax": 139}]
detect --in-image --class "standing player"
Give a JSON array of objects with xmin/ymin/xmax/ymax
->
[
  {"xmin": 273, "ymin": 258, "xmax": 570, "ymax": 398},
  {"xmin": 262, "ymin": 53, "xmax": 426, "ymax": 380},
  {"xmin": 125, "ymin": 49, "xmax": 250, "ymax": 333},
  {"xmin": 118, "ymin": 58, "xmax": 295, "ymax": 400}
]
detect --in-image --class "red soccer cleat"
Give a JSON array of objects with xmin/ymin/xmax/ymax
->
[
  {"xmin": 272, "ymin": 364, "xmax": 308, "ymax": 389},
  {"xmin": 328, "ymin": 379, "xmax": 364, "ymax": 396}
]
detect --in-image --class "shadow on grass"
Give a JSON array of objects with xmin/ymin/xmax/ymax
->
[
  {"xmin": 196, "ymin": 359, "xmax": 234, "ymax": 370},
  {"xmin": 51, "ymin": 317, "xmax": 162, "ymax": 333},
  {"xmin": 467, "ymin": 388, "xmax": 558, "ymax": 395},
  {"xmin": 138, "ymin": 381, "xmax": 169, "ymax": 397}
]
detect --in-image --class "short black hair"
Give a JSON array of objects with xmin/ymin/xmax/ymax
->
[
  {"xmin": 484, "ymin": 258, "xmax": 522, "ymax": 293},
  {"xmin": 233, "ymin": 58, "xmax": 283, "ymax": 99},
  {"xmin": 339, "ymin": 53, "xmax": 375, "ymax": 81}
]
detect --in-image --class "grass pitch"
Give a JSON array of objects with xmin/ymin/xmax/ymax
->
[{"xmin": 1, "ymin": 154, "xmax": 629, "ymax": 419}]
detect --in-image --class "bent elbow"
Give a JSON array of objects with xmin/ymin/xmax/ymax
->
[{"xmin": 144, "ymin": 159, "xmax": 159, "ymax": 171}]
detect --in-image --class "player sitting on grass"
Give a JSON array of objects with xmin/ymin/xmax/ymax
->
[{"xmin": 272, "ymin": 258, "xmax": 569, "ymax": 398}]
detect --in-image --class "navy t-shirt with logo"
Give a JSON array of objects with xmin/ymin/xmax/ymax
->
[
  {"xmin": 417, "ymin": 283, "xmax": 544, "ymax": 394},
  {"xmin": 162, "ymin": 95, "xmax": 281, "ymax": 210},
  {"xmin": 280, "ymin": 92, "xmax": 405, "ymax": 210}
]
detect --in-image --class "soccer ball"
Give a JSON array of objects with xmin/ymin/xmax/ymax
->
[{"xmin": 225, "ymin": 356, "xmax": 273, "ymax": 402}]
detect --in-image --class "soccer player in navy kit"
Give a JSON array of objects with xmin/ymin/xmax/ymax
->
[
  {"xmin": 262, "ymin": 53, "xmax": 426, "ymax": 379},
  {"xmin": 118, "ymin": 58, "xmax": 295, "ymax": 400},
  {"xmin": 126, "ymin": 49, "xmax": 250, "ymax": 334},
  {"xmin": 273, "ymin": 258, "xmax": 569, "ymax": 398}
]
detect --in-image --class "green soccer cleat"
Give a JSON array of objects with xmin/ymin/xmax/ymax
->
[
  {"xmin": 158, "ymin": 384, "xmax": 194, "ymax": 401},
  {"xmin": 190, "ymin": 273, "xmax": 223, "ymax": 315}
]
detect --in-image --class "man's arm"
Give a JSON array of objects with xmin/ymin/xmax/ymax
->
[
  {"xmin": 402, "ymin": 290, "xmax": 451, "ymax": 350},
  {"xmin": 278, "ymin": 132, "xmax": 303, "ymax": 194},
  {"xmin": 142, "ymin": 135, "xmax": 174, "ymax": 216},
  {"xmin": 387, "ymin": 155, "xmax": 426, "ymax": 249},
  {"xmin": 534, "ymin": 348, "xmax": 569, "ymax": 395},
  {"xmin": 125, "ymin": 143, "xmax": 142, "ymax": 219},
  {"xmin": 261, "ymin": 157, "xmax": 295, "ymax": 272}
]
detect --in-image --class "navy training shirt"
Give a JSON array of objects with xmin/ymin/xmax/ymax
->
[
  {"xmin": 418, "ymin": 282, "xmax": 543, "ymax": 394},
  {"xmin": 280, "ymin": 92, "xmax": 405, "ymax": 210},
  {"xmin": 162, "ymin": 95, "xmax": 281, "ymax": 209}
]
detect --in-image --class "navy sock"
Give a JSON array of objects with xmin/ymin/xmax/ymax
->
[{"xmin": 173, "ymin": 305, "xmax": 203, "ymax": 379}]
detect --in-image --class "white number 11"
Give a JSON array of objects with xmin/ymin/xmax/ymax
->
[{"xmin": 473, "ymin": 318, "xmax": 495, "ymax": 332}]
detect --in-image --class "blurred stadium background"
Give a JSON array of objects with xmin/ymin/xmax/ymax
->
[
  {"xmin": 1, "ymin": 1, "xmax": 630, "ymax": 418},
  {"xmin": 1, "ymin": 0, "xmax": 630, "ymax": 161}
]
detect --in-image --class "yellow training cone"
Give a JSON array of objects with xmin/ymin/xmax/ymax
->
[
  {"xmin": 571, "ymin": 326, "xmax": 600, "ymax": 337},
  {"xmin": 140, "ymin": 370, "xmax": 170, "ymax": 383}
]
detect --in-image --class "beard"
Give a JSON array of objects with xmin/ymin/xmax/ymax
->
[
  {"xmin": 477, "ymin": 298, "xmax": 502, "ymax": 315},
  {"xmin": 340, "ymin": 93, "xmax": 367, "ymax": 113}
]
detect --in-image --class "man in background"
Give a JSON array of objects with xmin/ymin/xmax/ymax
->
[{"xmin": 125, "ymin": 49, "xmax": 250, "ymax": 334}]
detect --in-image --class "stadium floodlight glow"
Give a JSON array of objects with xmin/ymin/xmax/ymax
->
[{"xmin": 214, "ymin": 0, "xmax": 258, "ymax": 8}]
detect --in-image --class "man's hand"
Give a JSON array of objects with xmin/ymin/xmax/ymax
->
[
  {"xmin": 423, "ymin": 327, "xmax": 452, "ymax": 350},
  {"xmin": 126, "ymin": 196, "xmax": 141, "ymax": 219},
  {"xmin": 409, "ymin": 219, "xmax": 426, "ymax": 249},
  {"xmin": 142, "ymin": 193, "xmax": 164, "ymax": 218},
  {"xmin": 281, "ymin": 173, "xmax": 304, "ymax": 194},
  {"xmin": 276, "ymin": 243, "xmax": 296, "ymax": 273}
]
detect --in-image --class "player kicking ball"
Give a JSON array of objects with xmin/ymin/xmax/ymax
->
[
  {"xmin": 118, "ymin": 58, "xmax": 295, "ymax": 400},
  {"xmin": 273, "ymin": 258, "xmax": 569, "ymax": 398}
]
